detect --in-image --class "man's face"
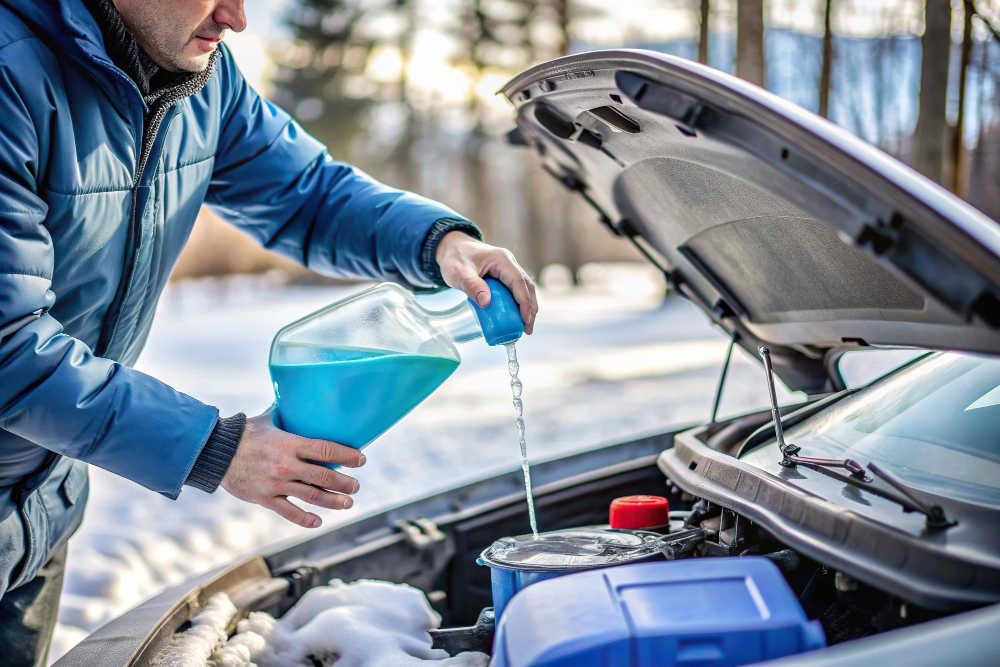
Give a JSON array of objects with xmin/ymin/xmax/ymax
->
[{"xmin": 112, "ymin": 0, "xmax": 246, "ymax": 72}]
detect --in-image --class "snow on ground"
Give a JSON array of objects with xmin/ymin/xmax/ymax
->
[{"xmin": 48, "ymin": 265, "xmax": 802, "ymax": 662}]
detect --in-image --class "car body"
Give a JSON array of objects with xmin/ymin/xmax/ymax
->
[{"xmin": 57, "ymin": 50, "xmax": 1000, "ymax": 666}]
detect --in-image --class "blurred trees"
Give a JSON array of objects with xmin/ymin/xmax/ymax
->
[
  {"xmin": 913, "ymin": 0, "xmax": 952, "ymax": 184},
  {"xmin": 698, "ymin": 0, "xmax": 710, "ymax": 64},
  {"xmin": 264, "ymin": 0, "xmax": 639, "ymax": 281},
  {"xmin": 171, "ymin": 0, "xmax": 1000, "ymax": 281},
  {"xmin": 964, "ymin": 2, "xmax": 1000, "ymax": 216},
  {"xmin": 457, "ymin": 0, "xmax": 572, "ymax": 68},
  {"xmin": 912, "ymin": 0, "xmax": 999, "ymax": 195},
  {"xmin": 737, "ymin": 0, "xmax": 766, "ymax": 86},
  {"xmin": 953, "ymin": 0, "xmax": 974, "ymax": 195},
  {"xmin": 818, "ymin": 0, "xmax": 833, "ymax": 117}
]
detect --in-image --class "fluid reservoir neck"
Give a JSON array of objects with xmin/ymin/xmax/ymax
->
[{"xmin": 430, "ymin": 301, "xmax": 483, "ymax": 345}]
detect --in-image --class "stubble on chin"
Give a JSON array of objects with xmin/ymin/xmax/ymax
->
[
  {"xmin": 124, "ymin": 10, "xmax": 213, "ymax": 73},
  {"xmin": 147, "ymin": 33, "xmax": 213, "ymax": 73},
  {"xmin": 168, "ymin": 49, "xmax": 213, "ymax": 73}
]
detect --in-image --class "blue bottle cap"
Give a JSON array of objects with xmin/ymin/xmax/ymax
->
[{"xmin": 468, "ymin": 278, "xmax": 524, "ymax": 346}]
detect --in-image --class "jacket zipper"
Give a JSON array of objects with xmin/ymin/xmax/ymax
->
[
  {"xmin": 94, "ymin": 104, "xmax": 178, "ymax": 358},
  {"xmin": 89, "ymin": 50, "xmax": 219, "ymax": 359}
]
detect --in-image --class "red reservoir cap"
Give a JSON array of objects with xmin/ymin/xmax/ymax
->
[{"xmin": 609, "ymin": 495, "xmax": 669, "ymax": 529}]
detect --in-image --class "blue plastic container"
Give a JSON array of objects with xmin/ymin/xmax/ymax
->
[
  {"xmin": 486, "ymin": 565, "xmax": 566, "ymax": 619},
  {"xmin": 491, "ymin": 557, "xmax": 826, "ymax": 667}
]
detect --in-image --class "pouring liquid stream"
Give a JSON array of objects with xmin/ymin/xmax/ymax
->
[{"xmin": 505, "ymin": 342, "xmax": 539, "ymax": 537}]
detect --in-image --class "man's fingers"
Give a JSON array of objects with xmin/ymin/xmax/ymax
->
[
  {"xmin": 522, "ymin": 276, "xmax": 538, "ymax": 335},
  {"xmin": 266, "ymin": 496, "xmax": 322, "ymax": 528},
  {"xmin": 296, "ymin": 462, "xmax": 360, "ymax": 495},
  {"xmin": 493, "ymin": 264, "xmax": 537, "ymax": 333},
  {"xmin": 285, "ymin": 482, "xmax": 354, "ymax": 511},
  {"xmin": 298, "ymin": 438, "xmax": 366, "ymax": 468},
  {"xmin": 436, "ymin": 235, "xmax": 538, "ymax": 334},
  {"xmin": 460, "ymin": 269, "xmax": 491, "ymax": 308}
]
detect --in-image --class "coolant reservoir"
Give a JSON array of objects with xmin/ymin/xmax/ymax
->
[
  {"xmin": 269, "ymin": 279, "xmax": 522, "ymax": 458},
  {"xmin": 479, "ymin": 528, "xmax": 666, "ymax": 617},
  {"xmin": 483, "ymin": 528, "xmax": 664, "ymax": 570}
]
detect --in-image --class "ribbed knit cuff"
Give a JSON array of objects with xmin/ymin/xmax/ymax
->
[
  {"xmin": 184, "ymin": 412, "xmax": 246, "ymax": 493},
  {"xmin": 420, "ymin": 218, "xmax": 483, "ymax": 286}
]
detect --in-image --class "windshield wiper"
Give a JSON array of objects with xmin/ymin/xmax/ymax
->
[
  {"xmin": 866, "ymin": 462, "xmax": 956, "ymax": 529},
  {"xmin": 756, "ymin": 346, "xmax": 956, "ymax": 530},
  {"xmin": 757, "ymin": 346, "xmax": 866, "ymax": 477}
]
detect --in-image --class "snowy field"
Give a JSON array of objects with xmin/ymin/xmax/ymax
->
[{"xmin": 49, "ymin": 265, "xmax": 802, "ymax": 662}]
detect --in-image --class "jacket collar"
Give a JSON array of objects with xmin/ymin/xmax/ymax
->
[
  {"xmin": 2, "ymin": 0, "xmax": 221, "ymax": 113},
  {"xmin": 2, "ymin": 0, "xmax": 105, "ymax": 62},
  {"xmin": 2, "ymin": 0, "xmax": 142, "ymax": 98}
]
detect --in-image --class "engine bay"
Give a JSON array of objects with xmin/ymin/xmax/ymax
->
[
  {"xmin": 254, "ymin": 428, "xmax": 982, "ymax": 665},
  {"xmin": 429, "ymin": 486, "xmax": 951, "ymax": 664},
  {"xmin": 63, "ymin": 410, "xmax": 999, "ymax": 666}
]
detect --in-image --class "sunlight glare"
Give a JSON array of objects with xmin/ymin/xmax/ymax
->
[
  {"xmin": 223, "ymin": 31, "xmax": 275, "ymax": 95},
  {"xmin": 475, "ymin": 70, "xmax": 512, "ymax": 109},
  {"xmin": 367, "ymin": 46, "xmax": 404, "ymax": 84},
  {"xmin": 406, "ymin": 33, "xmax": 474, "ymax": 107}
]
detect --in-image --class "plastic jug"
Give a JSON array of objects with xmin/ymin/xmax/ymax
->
[{"xmin": 269, "ymin": 278, "xmax": 523, "ymax": 462}]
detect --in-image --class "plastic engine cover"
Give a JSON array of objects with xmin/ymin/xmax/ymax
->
[{"xmin": 491, "ymin": 557, "xmax": 825, "ymax": 667}]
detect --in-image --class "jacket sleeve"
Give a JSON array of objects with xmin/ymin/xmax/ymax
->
[
  {"xmin": 0, "ymin": 39, "xmax": 218, "ymax": 499},
  {"xmin": 206, "ymin": 43, "xmax": 470, "ymax": 289}
]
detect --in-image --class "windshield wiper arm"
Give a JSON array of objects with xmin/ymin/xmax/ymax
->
[
  {"xmin": 755, "ymin": 347, "xmax": 956, "ymax": 530},
  {"xmin": 757, "ymin": 346, "xmax": 866, "ymax": 477},
  {"xmin": 866, "ymin": 462, "xmax": 956, "ymax": 529}
]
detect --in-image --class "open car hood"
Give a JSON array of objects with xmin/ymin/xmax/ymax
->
[{"xmin": 502, "ymin": 50, "xmax": 1000, "ymax": 393}]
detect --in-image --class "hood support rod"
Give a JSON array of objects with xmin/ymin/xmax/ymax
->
[
  {"xmin": 710, "ymin": 331, "xmax": 739, "ymax": 424},
  {"xmin": 757, "ymin": 346, "xmax": 866, "ymax": 477}
]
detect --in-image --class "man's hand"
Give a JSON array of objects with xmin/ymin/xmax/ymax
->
[
  {"xmin": 436, "ymin": 231, "xmax": 539, "ymax": 334},
  {"xmin": 221, "ymin": 410, "xmax": 364, "ymax": 528}
]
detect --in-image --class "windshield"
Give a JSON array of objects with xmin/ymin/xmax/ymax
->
[
  {"xmin": 772, "ymin": 352, "xmax": 1000, "ymax": 508},
  {"xmin": 836, "ymin": 349, "xmax": 930, "ymax": 388}
]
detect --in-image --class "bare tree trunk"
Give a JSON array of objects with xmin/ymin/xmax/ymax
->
[
  {"xmin": 818, "ymin": 0, "xmax": 833, "ymax": 118},
  {"xmin": 912, "ymin": 0, "xmax": 952, "ymax": 184},
  {"xmin": 736, "ymin": 0, "xmax": 765, "ymax": 87},
  {"xmin": 952, "ymin": 0, "xmax": 974, "ymax": 196},
  {"xmin": 873, "ymin": 11, "xmax": 889, "ymax": 149},
  {"xmin": 555, "ymin": 0, "xmax": 570, "ymax": 57},
  {"xmin": 976, "ymin": 25, "xmax": 987, "ymax": 150},
  {"xmin": 698, "ymin": 0, "xmax": 710, "ymax": 65}
]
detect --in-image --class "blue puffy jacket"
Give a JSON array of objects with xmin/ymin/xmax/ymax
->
[{"xmin": 0, "ymin": 0, "xmax": 471, "ymax": 596}]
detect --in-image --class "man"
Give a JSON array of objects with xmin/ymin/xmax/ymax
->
[{"xmin": 0, "ymin": 0, "xmax": 538, "ymax": 662}]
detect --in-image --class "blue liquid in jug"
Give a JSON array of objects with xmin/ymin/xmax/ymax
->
[{"xmin": 269, "ymin": 345, "xmax": 459, "ymax": 461}]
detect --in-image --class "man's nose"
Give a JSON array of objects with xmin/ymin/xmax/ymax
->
[{"xmin": 214, "ymin": 0, "xmax": 247, "ymax": 33}]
